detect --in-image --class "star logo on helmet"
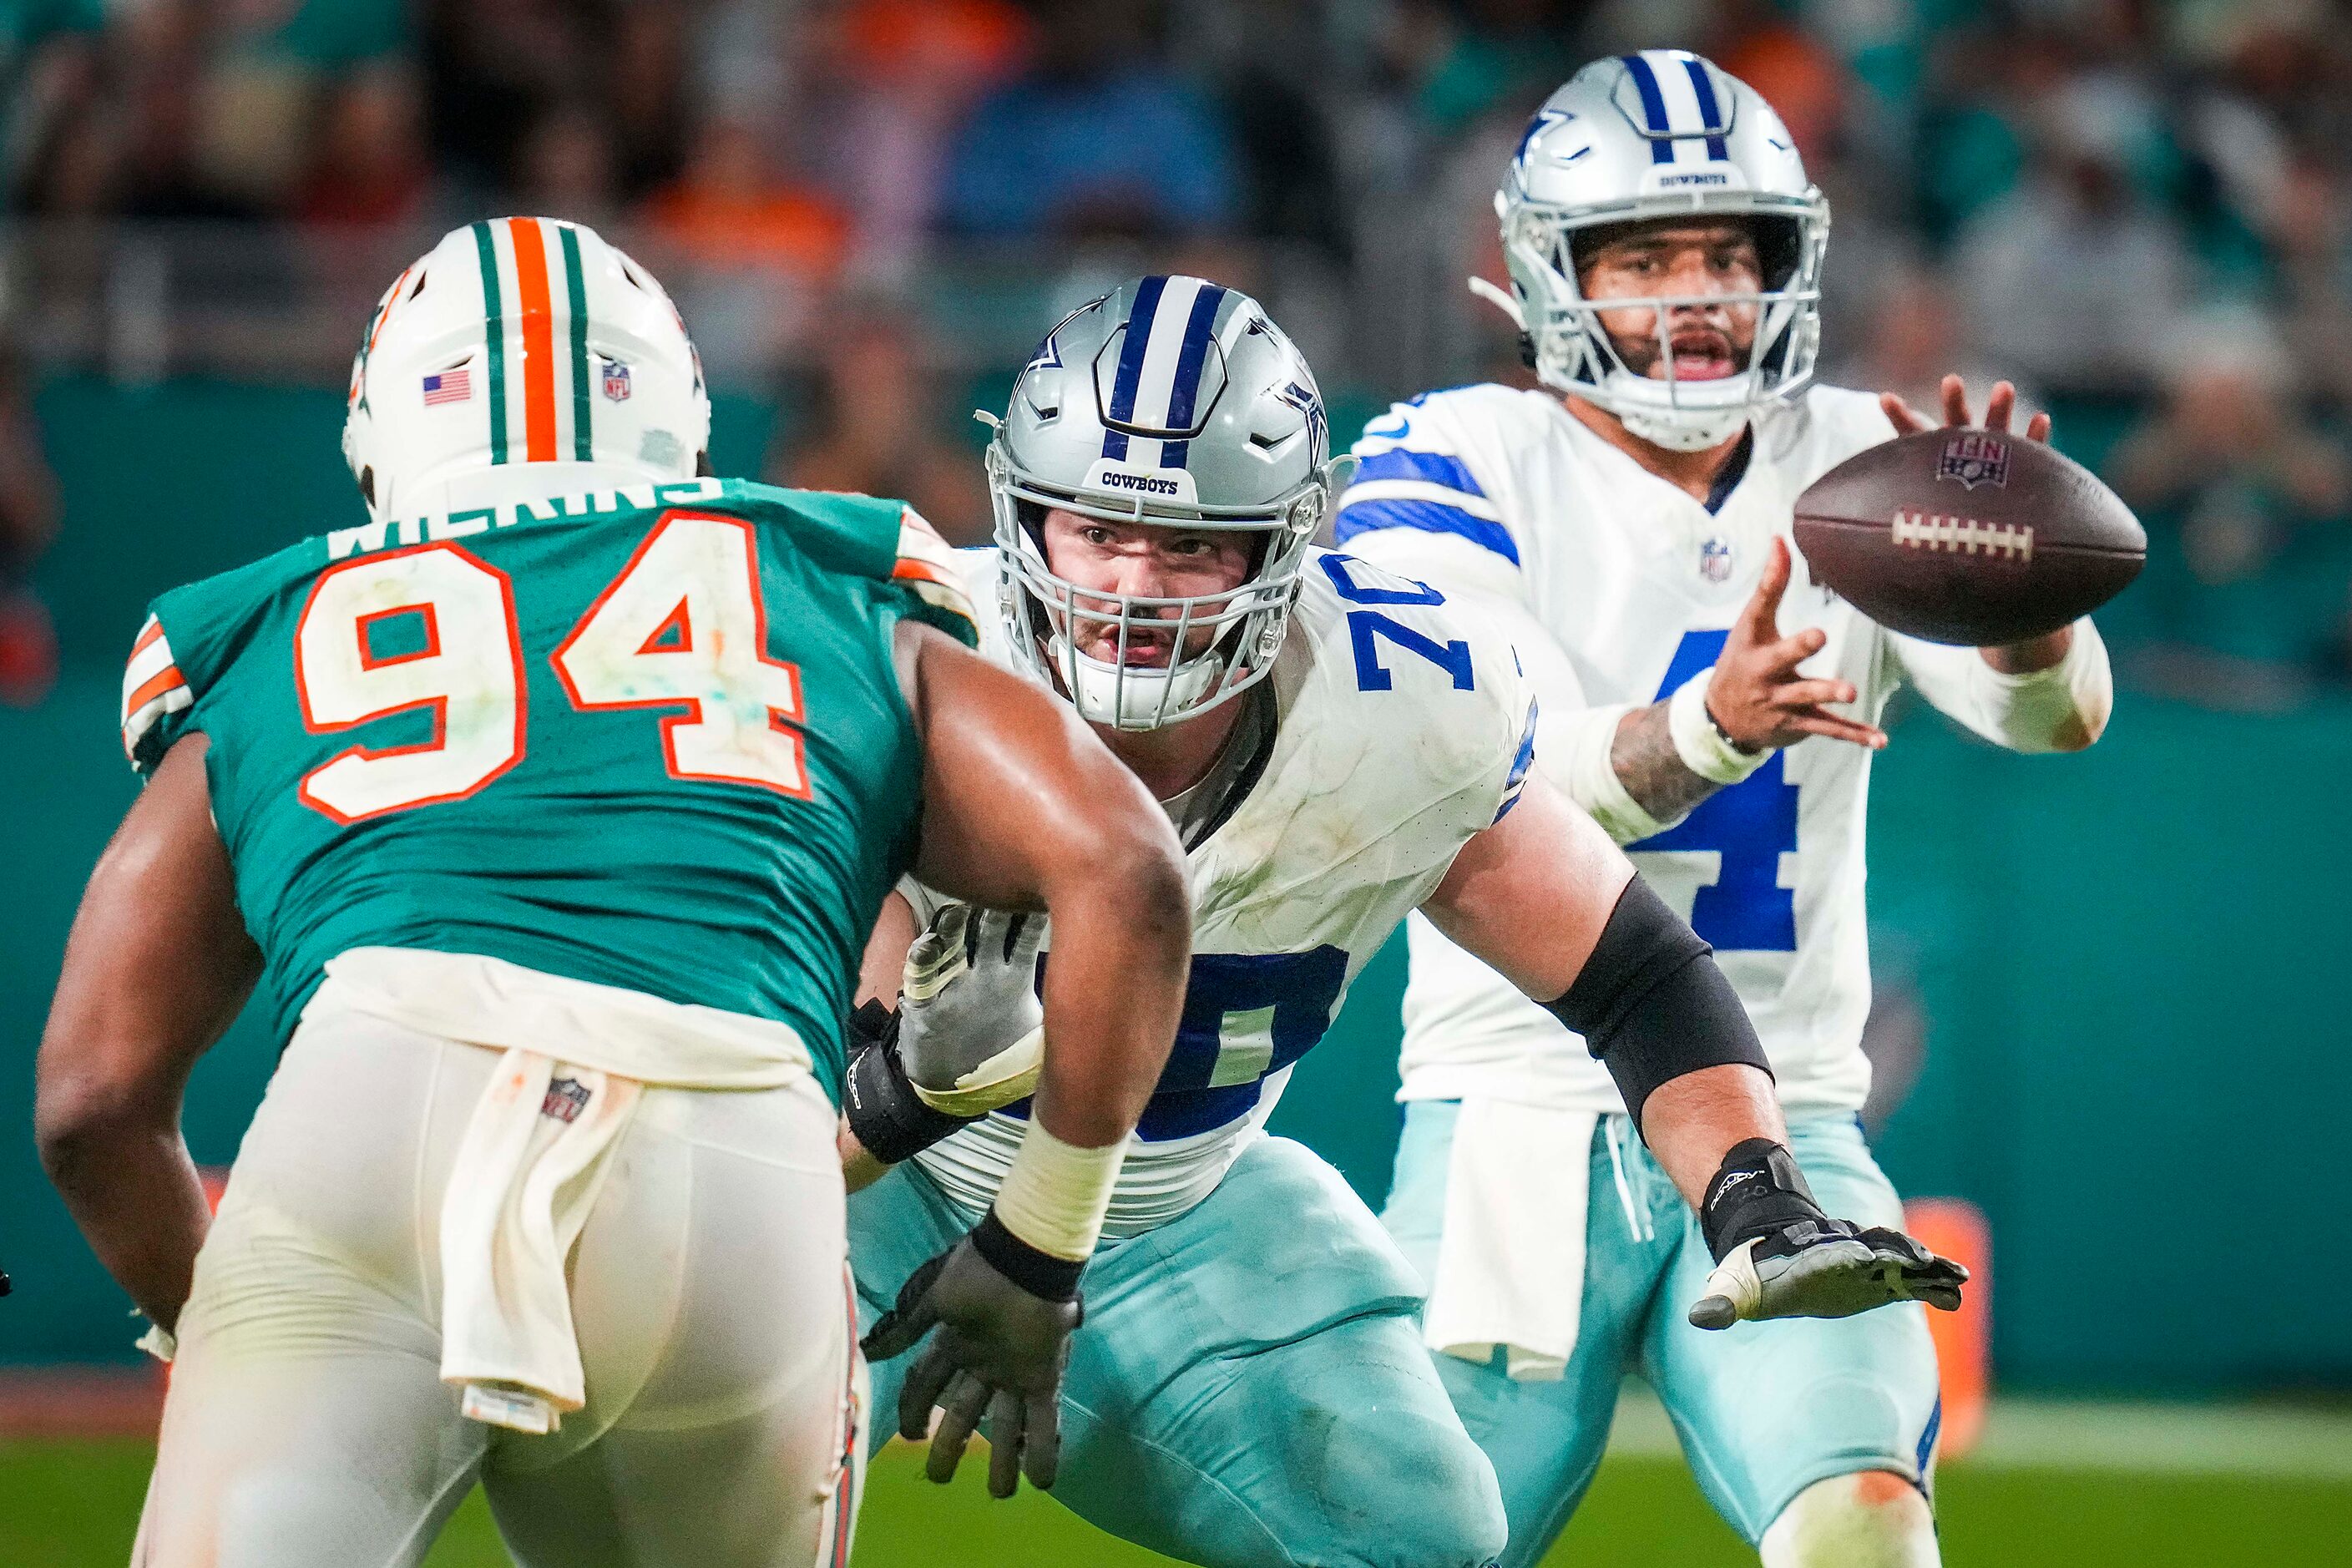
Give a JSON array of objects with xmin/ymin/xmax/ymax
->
[
  {"xmin": 1513, "ymin": 109, "xmax": 1579, "ymax": 180},
  {"xmin": 1024, "ymin": 331, "xmax": 1065, "ymax": 377}
]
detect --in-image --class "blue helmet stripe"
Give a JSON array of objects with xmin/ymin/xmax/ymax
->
[
  {"xmin": 1682, "ymin": 56, "xmax": 1731, "ymax": 161},
  {"xmin": 1101, "ymin": 273, "xmax": 1169, "ymax": 462},
  {"xmin": 1156, "ymin": 283, "xmax": 1227, "ymax": 470},
  {"xmin": 1620, "ymin": 53, "xmax": 1675, "ymax": 163}
]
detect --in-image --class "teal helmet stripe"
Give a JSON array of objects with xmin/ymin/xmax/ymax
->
[
  {"xmin": 559, "ymin": 223, "xmax": 592, "ymax": 461},
  {"xmin": 470, "ymin": 220, "xmax": 510, "ymax": 464}
]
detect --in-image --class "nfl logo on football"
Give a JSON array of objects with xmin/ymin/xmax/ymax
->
[
  {"xmin": 1937, "ymin": 431, "xmax": 2011, "ymax": 489},
  {"xmin": 1699, "ymin": 536, "xmax": 1735, "ymax": 584},
  {"xmin": 600, "ymin": 357, "xmax": 632, "ymax": 402}
]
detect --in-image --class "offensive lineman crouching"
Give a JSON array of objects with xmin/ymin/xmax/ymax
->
[{"xmin": 835, "ymin": 276, "xmax": 1963, "ymax": 1568}]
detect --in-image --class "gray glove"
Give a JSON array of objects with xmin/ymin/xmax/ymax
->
[
  {"xmin": 1687, "ymin": 1139, "xmax": 1966, "ymax": 1330},
  {"xmin": 860, "ymin": 1213, "xmax": 1082, "ymax": 1498},
  {"xmin": 898, "ymin": 904, "xmax": 1047, "ymax": 1117}
]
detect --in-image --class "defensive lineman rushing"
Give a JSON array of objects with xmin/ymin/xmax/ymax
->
[
  {"xmin": 837, "ymin": 276, "xmax": 1963, "ymax": 1568},
  {"xmin": 1339, "ymin": 53, "xmax": 2114, "ymax": 1568},
  {"xmin": 35, "ymin": 219, "xmax": 1197, "ymax": 1567}
]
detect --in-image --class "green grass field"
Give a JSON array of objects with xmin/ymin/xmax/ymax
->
[{"xmin": 7, "ymin": 1399, "xmax": 2349, "ymax": 1567}]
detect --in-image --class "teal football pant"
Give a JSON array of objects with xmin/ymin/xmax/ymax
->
[
  {"xmin": 850, "ymin": 1136, "xmax": 1507, "ymax": 1568},
  {"xmin": 1383, "ymin": 1105, "xmax": 1940, "ymax": 1564}
]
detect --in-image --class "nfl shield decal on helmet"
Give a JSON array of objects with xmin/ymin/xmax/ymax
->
[
  {"xmin": 1937, "ymin": 432, "xmax": 2011, "ymax": 489},
  {"xmin": 1700, "ymin": 535, "xmax": 1736, "ymax": 583},
  {"xmin": 600, "ymin": 357, "xmax": 632, "ymax": 402}
]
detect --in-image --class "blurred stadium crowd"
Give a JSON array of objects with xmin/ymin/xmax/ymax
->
[{"xmin": 3, "ymin": 0, "xmax": 2352, "ymax": 707}]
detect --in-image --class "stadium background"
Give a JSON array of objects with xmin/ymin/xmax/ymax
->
[{"xmin": 1, "ymin": 0, "xmax": 2347, "ymax": 1562}]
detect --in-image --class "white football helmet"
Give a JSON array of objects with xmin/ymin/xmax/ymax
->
[
  {"xmin": 984, "ymin": 275, "xmax": 1352, "ymax": 731},
  {"xmin": 342, "ymin": 217, "xmax": 711, "ymax": 520},
  {"xmin": 1486, "ymin": 51, "xmax": 1829, "ymax": 450}
]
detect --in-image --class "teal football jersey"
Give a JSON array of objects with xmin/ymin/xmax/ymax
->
[{"xmin": 119, "ymin": 476, "xmax": 979, "ymax": 1103}]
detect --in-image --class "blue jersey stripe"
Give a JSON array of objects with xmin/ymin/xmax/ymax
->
[
  {"xmin": 1682, "ymin": 56, "xmax": 1731, "ymax": 160},
  {"xmin": 1620, "ymin": 53, "xmax": 1675, "ymax": 163},
  {"xmin": 1494, "ymin": 699, "xmax": 1540, "ymax": 823},
  {"xmin": 1333, "ymin": 496, "xmax": 1520, "ymax": 566},
  {"xmin": 1916, "ymin": 1395, "xmax": 1944, "ymax": 1477},
  {"xmin": 1353, "ymin": 448, "xmax": 1488, "ymax": 497},
  {"xmin": 1158, "ymin": 282, "xmax": 1227, "ymax": 470},
  {"xmin": 1101, "ymin": 274, "xmax": 1169, "ymax": 462}
]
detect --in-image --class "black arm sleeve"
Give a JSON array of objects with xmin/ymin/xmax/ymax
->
[
  {"xmin": 842, "ymin": 1000, "xmax": 971, "ymax": 1166},
  {"xmin": 1540, "ymin": 874, "xmax": 1771, "ymax": 1132}
]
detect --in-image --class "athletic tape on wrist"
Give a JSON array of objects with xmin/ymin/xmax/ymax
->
[
  {"xmin": 992, "ymin": 1120, "xmax": 1125, "ymax": 1263},
  {"xmin": 1668, "ymin": 669, "xmax": 1768, "ymax": 786},
  {"xmin": 972, "ymin": 1210, "xmax": 1084, "ymax": 1302}
]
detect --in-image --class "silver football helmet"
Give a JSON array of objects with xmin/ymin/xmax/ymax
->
[
  {"xmin": 984, "ymin": 276, "xmax": 1351, "ymax": 731},
  {"xmin": 1485, "ymin": 51, "xmax": 1829, "ymax": 450}
]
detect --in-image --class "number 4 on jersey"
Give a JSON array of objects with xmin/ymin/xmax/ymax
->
[
  {"xmin": 554, "ymin": 513, "xmax": 811, "ymax": 798},
  {"xmin": 1627, "ymin": 628, "xmax": 1800, "ymax": 952}
]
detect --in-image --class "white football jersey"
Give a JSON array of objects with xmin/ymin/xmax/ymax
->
[
  {"xmin": 912, "ymin": 545, "xmax": 1536, "ymax": 1235},
  {"xmin": 1337, "ymin": 382, "xmax": 2112, "ymax": 1115}
]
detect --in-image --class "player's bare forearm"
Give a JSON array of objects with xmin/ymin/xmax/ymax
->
[
  {"xmin": 838, "ymin": 1120, "xmax": 892, "ymax": 1192},
  {"xmin": 37, "ymin": 736, "xmax": 260, "ymax": 1330},
  {"xmin": 898, "ymin": 622, "xmax": 1191, "ymax": 1150},
  {"xmin": 1025, "ymin": 869, "xmax": 1189, "ymax": 1147},
  {"xmin": 1638, "ymin": 1063, "xmax": 1788, "ymax": 1209},
  {"xmin": 1611, "ymin": 699, "xmax": 1726, "ymax": 822}
]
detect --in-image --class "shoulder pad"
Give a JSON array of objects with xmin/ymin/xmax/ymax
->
[
  {"xmin": 892, "ymin": 508, "xmax": 980, "ymax": 644},
  {"xmin": 120, "ymin": 614, "xmax": 193, "ymax": 771}
]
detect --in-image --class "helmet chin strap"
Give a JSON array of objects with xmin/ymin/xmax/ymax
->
[
  {"xmin": 1617, "ymin": 402, "xmax": 1751, "ymax": 452},
  {"xmin": 1049, "ymin": 632, "xmax": 1225, "ymax": 732}
]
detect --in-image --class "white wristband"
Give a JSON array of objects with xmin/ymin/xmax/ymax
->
[
  {"xmin": 1668, "ymin": 669, "xmax": 1768, "ymax": 786},
  {"xmin": 994, "ymin": 1120, "xmax": 1126, "ymax": 1262}
]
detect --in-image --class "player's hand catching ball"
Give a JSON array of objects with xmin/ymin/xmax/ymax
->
[
  {"xmin": 1703, "ymin": 536, "xmax": 1886, "ymax": 753},
  {"xmin": 1879, "ymin": 372, "xmax": 2051, "ymax": 447},
  {"xmin": 861, "ymin": 1214, "xmax": 1082, "ymax": 1498},
  {"xmin": 1687, "ymin": 1138, "xmax": 1965, "ymax": 1330}
]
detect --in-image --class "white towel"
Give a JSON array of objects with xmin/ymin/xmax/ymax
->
[
  {"xmin": 307, "ymin": 948, "xmax": 817, "ymax": 1434},
  {"xmin": 438, "ymin": 1049, "xmax": 642, "ymax": 1434},
  {"xmin": 1420, "ymin": 1100, "xmax": 1599, "ymax": 1382}
]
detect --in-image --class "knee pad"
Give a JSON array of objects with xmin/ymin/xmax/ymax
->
[
  {"xmin": 1760, "ymin": 1471, "xmax": 1938, "ymax": 1568},
  {"xmin": 1313, "ymin": 1407, "xmax": 1507, "ymax": 1568}
]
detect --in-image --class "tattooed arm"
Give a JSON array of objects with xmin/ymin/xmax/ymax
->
[{"xmin": 1606, "ymin": 538, "xmax": 1888, "ymax": 827}]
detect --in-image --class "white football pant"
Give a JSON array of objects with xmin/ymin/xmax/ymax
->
[{"xmin": 133, "ymin": 1007, "xmax": 866, "ymax": 1568}]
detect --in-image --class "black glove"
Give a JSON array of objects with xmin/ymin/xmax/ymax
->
[
  {"xmin": 1688, "ymin": 1138, "xmax": 1968, "ymax": 1330},
  {"xmin": 842, "ymin": 999, "xmax": 973, "ymax": 1166},
  {"xmin": 860, "ymin": 1211, "xmax": 1084, "ymax": 1497}
]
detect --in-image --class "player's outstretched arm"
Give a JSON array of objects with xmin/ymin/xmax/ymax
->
[
  {"xmin": 857, "ymin": 621, "xmax": 1191, "ymax": 1496},
  {"xmin": 1419, "ymin": 777, "xmax": 1964, "ymax": 1329},
  {"xmin": 36, "ymin": 735, "xmax": 261, "ymax": 1338}
]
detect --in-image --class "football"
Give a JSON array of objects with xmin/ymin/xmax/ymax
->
[{"xmin": 1793, "ymin": 428, "xmax": 2147, "ymax": 646}]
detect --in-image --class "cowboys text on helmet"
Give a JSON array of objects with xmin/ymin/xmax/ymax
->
[
  {"xmin": 1488, "ymin": 51, "xmax": 1828, "ymax": 451},
  {"xmin": 984, "ymin": 276, "xmax": 1354, "ymax": 731}
]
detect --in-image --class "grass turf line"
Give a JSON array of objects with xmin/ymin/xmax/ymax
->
[{"xmin": 6, "ymin": 1438, "xmax": 2348, "ymax": 1566}]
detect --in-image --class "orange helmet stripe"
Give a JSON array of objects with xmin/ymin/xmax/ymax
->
[{"xmin": 508, "ymin": 218, "xmax": 560, "ymax": 463}]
